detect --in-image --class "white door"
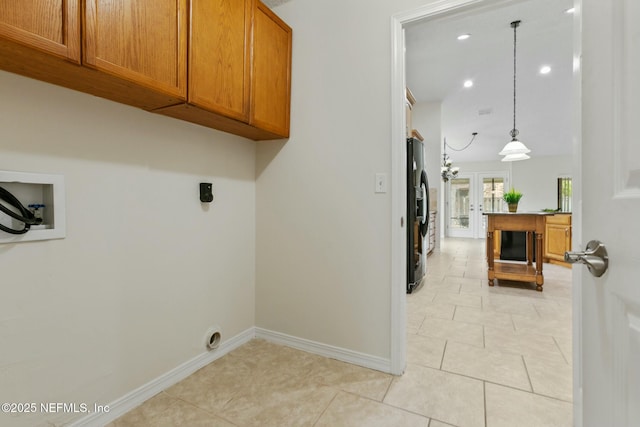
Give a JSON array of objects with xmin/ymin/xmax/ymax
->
[
  {"xmin": 446, "ymin": 172, "xmax": 508, "ymax": 239},
  {"xmin": 477, "ymin": 172, "xmax": 508, "ymax": 238},
  {"xmin": 446, "ymin": 174, "xmax": 474, "ymax": 238},
  {"xmin": 579, "ymin": 0, "xmax": 640, "ymax": 425}
]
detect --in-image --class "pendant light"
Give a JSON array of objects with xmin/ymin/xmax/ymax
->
[
  {"xmin": 441, "ymin": 139, "xmax": 459, "ymax": 182},
  {"xmin": 499, "ymin": 20, "xmax": 531, "ymax": 161},
  {"xmin": 441, "ymin": 133, "xmax": 478, "ymax": 182}
]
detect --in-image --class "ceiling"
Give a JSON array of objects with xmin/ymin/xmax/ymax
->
[{"xmin": 405, "ymin": 0, "xmax": 575, "ymax": 162}]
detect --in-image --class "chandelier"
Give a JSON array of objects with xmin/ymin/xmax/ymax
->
[
  {"xmin": 499, "ymin": 20, "xmax": 531, "ymax": 161},
  {"xmin": 441, "ymin": 132, "xmax": 478, "ymax": 182}
]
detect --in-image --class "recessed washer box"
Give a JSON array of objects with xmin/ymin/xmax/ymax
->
[{"xmin": 0, "ymin": 170, "xmax": 66, "ymax": 244}]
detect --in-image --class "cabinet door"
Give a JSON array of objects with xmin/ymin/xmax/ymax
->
[
  {"xmin": 84, "ymin": 0, "xmax": 187, "ymax": 100},
  {"xmin": 189, "ymin": 0, "xmax": 252, "ymax": 121},
  {"xmin": 545, "ymin": 223, "xmax": 571, "ymax": 261},
  {"xmin": 250, "ymin": 0, "xmax": 292, "ymax": 138},
  {"xmin": 0, "ymin": 0, "xmax": 80, "ymax": 62}
]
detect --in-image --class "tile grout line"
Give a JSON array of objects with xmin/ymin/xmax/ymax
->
[
  {"xmin": 381, "ymin": 375, "xmax": 394, "ymax": 402},
  {"xmin": 310, "ymin": 390, "xmax": 339, "ymax": 427},
  {"xmin": 486, "ymin": 377, "xmax": 575, "ymax": 404},
  {"xmin": 376, "ymin": 388, "xmax": 437, "ymax": 420},
  {"xmin": 483, "ymin": 381, "xmax": 488, "ymax": 427},
  {"xmin": 417, "ymin": 314, "xmax": 427, "ymax": 333},
  {"xmin": 439, "ymin": 363, "xmax": 530, "ymax": 393},
  {"xmin": 437, "ymin": 365, "xmax": 574, "ymax": 404},
  {"xmin": 522, "ymin": 355, "xmax": 535, "ymax": 393},
  {"xmin": 174, "ymin": 396, "xmax": 239, "ymax": 426},
  {"xmin": 552, "ymin": 336, "xmax": 570, "ymax": 365},
  {"xmin": 439, "ymin": 340, "xmax": 448, "ymax": 370},
  {"xmin": 532, "ymin": 302, "xmax": 542, "ymax": 318},
  {"xmin": 482, "ymin": 325, "xmax": 486, "ymax": 348}
]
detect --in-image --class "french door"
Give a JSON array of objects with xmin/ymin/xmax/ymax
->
[
  {"xmin": 446, "ymin": 172, "xmax": 508, "ymax": 239},
  {"xmin": 447, "ymin": 174, "xmax": 474, "ymax": 238},
  {"xmin": 477, "ymin": 173, "xmax": 508, "ymax": 237}
]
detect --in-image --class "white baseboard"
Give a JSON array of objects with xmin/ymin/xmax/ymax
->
[
  {"xmin": 70, "ymin": 327, "xmax": 255, "ymax": 427},
  {"xmin": 255, "ymin": 327, "xmax": 392, "ymax": 373},
  {"xmin": 71, "ymin": 327, "xmax": 391, "ymax": 426}
]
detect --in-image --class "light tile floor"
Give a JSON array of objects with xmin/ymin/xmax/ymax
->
[{"xmin": 108, "ymin": 238, "xmax": 573, "ymax": 426}]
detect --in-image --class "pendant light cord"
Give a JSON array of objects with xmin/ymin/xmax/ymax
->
[
  {"xmin": 511, "ymin": 20, "xmax": 520, "ymax": 138},
  {"xmin": 444, "ymin": 132, "xmax": 478, "ymax": 151}
]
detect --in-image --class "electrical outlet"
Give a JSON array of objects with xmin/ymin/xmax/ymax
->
[{"xmin": 200, "ymin": 182, "xmax": 214, "ymax": 203}]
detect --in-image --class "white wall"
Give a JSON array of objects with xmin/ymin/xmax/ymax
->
[
  {"xmin": 455, "ymin": 154, "xmax": 572, "ymax": 213},
  {"xmin": 412, "ymin": 101, "xmax": 442, "ymax": 249},
  {"xmin": 0, "ymin": 71, "xmax": 256, "ymax": 426},
  {"xmin": 255, "ymin": 0, "xmax": 439, "ymax": 360},
  {"xmin": 511, "ymin": 155, "xmax": 572, "ymax": 212},
  {"xmin": 411, "ymin": 101, "xmax": 442, "ymax": 193}
]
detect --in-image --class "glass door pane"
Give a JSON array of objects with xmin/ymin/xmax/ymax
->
[
  {"xmin": 482, "ymin": 177, "xmax": 505, "ymax": 213},
  {"xmin": 448, "ymin": 177, "xmax": 473, "ymax": 237},
  {"xmin": 478, "ymin": 173, "xmax": 507, "ymax": 238}
]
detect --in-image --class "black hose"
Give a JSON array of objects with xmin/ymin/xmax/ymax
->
[{"xmin": 0, "ymin": 186, "xmax": 42, "ymax": 235}]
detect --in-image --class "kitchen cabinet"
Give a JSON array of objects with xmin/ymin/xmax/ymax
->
[
  {"xmin": 157, "ymin": 0, "xmax": 292, "ymax": 140},
  {"xmin": 405, "ymin": 87, "xmax": 416, "ymax": 137},
  {"xmin": 0, "ymin": 0, "xmax": 291, "ymax": 140},
  {"xmin": 0, "ymin": 0, "xmax": 80, "ymax": 62},
  {"xmin": 249, "ymin": 0, "xmax": 292, "ymax": 138},
  {"xmin": 0, "ymin": 0, "xmax": 186, "ymax": 110},
  {"xmin": 83, "ymin": 0, "xmax": 188, "ymax": 105},
  {"xmin": 427, "ymin": 211, "xmax": 436, "ymax": 255},
  {"xmin": 544, "ymin": 213, "xmax": 571, "ymax": 267},
  {"xmin": 182, "ymin": 0, "xmax": 252, "ymax": 122}
]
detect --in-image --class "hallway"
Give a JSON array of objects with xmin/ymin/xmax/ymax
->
[{"xmin": 402, "ymin": 237, "xmax": 573, "ymax": 426}]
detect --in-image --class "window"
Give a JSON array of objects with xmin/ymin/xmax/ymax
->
[
  {"xmin": 558, "ymin": 177, "xmax": 572, "ymax": 212},
  {"xmin": 483, "ymin": 178, "xmax": 505, "ymax": 213}
]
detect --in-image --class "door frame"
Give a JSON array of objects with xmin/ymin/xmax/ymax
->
[{"xmin": 389, "ymin": 3, "xmax": 583, "ymax": 423}]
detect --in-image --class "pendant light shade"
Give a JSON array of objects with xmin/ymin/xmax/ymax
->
[
  {"xmin": 499, "ymin": 133, "xmax": 531, "ymax": 156},
  {"xmin": 499, "ymin": 140, "xmax": 531, "ymax": 156},
  {"xmin": 501, "ymin": 153, "xmax": 530, "ymax": 162},
  {"xmin": 500, "ymin": 20, "xmax": 531, "ymax": 161}
]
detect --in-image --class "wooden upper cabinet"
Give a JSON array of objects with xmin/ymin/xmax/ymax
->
[
  {"xmin": 189, "ymin": 0, "xmax": 252, "ymax": 122},
  {"xmin": 0, "ymin": 0, "xmax": 291, "ymax": 140},
  {"xmin": 83, "ymin": 0, "xmax": 187, "ymax": 103},
  {"xmin": 156, "ymin": 0, "xmax": 292, "ymax": 140},
  {"xmin": 250, "ymin": 1, "xmax": 292, "ymax": 138},
  {"xmin": 0, "ymin": 0, "xmax": 80, "ymax": 62}
]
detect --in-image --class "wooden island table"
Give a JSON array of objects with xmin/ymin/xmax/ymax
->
[{"xmin": 484, "ymin": 212, "xmax": 554, "ymax": 291}]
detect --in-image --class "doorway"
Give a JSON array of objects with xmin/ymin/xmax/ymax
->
[{"xmin": 390, "ymin": 3, "xmax": 578, "ymax": 417}]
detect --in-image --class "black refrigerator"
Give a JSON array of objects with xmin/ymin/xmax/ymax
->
[{"xmin": 407, "ymin": 137, "xmax": 430, "ymax": 294}]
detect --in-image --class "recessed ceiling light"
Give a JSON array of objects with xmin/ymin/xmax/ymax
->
[
  {"xmin": 457, "ymin": 34, "xmax": 471, "ymax": 41},
  {"xmin": 463, "ymin": 80, "xmax": 474, "ymax": 88},
  {"xmin": 540, "ymin": 65, "xmax": 552, "ymax": 74},
  {"xmin": 565, "ymin": 7, "xmax": 575, "ymax": 14}
]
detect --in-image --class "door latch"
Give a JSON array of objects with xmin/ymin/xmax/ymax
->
[{"xmin": 565, "ymin": 240, "xmax": 609, "ymax": 277}]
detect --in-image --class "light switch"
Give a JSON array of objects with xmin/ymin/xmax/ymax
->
[{"xmin": 375, "ymin": 173, "xmax": 388, "ymax": 193}]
